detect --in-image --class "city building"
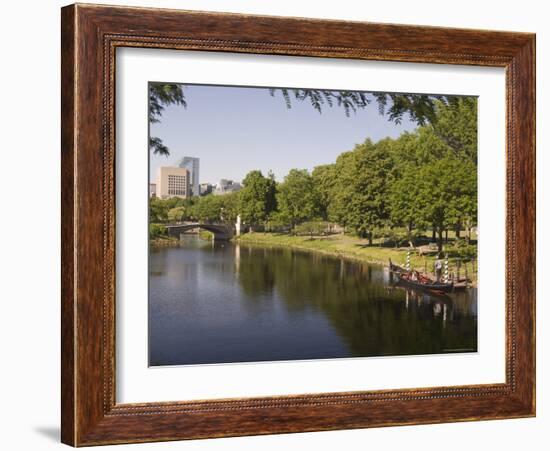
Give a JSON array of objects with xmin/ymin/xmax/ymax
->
[
  {"xmin": 213, "ymin": 179, "xmax": 242, "ymax": 195},
  {"xmin": 178, "ymin": 156, "xmax": 200, "ymax": 196},
  {"xmin": 199, "ymin": 183, "xmax": 213, "ymax": 196},
  {"xmin": 149, "ymin": 183, "xmax": 157, "ymax": 198},
  {"xmin": 156, "ymin": 166, "xmax": 190, "ymax": 199}
]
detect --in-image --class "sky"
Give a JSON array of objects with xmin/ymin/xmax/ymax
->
[{"xmin": 149, "ymin": 84, "xmax": 418, "ymax": 184}]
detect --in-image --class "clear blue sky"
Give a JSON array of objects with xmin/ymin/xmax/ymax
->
[{"xmin": 149, "ymin": 84, "xmax": 417, "ymax": 184}]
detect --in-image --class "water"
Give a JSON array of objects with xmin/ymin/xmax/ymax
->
[{"xmin": 149, "ymin": 236, "xmax": 477, "ymax": 366}]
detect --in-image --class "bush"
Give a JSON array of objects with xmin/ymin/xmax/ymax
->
[
  {"xmin": 448, "ymin": 238, "xmax": 477, "ymax": 259},
  {"xmin": 294, "ymin": 221, "xmax": 330, "ymax": 238},
  {"xmin": 264, "ymin": 212, "xmax": 291, "ymax": 233},
  {"xmin": 149, "ymin": 223, "xmax": 167, "ymax": 240}
]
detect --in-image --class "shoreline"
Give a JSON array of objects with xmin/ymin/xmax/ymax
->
[
  {"xmin": 237, "ymin": 234, "xmax": 388, "ymax": 267},
  {"xmin": 149, "ymin": 237, "xmax": 179, "ymax": 247},
  {"xmin": 237, "ymin": 232, "xmax": 424, "ymax": 267},
  {"xmin": 236, "ymin": 232, "xmax": 478, "ymax": 286},
  {"xmin": 150, "ymin": 232, "xmax": 477, "ymax": 286}
]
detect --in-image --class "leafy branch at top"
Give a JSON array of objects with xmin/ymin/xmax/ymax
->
[
  {"xmin": 148, "ymin": 82, "xmax": 473, "ymax": 159},
  {"xmin": 149, "ymin": 83, "xmax": 186, "ymax": 156},
  {"xmin": 269, "ymin": 88, "xmax": 461, "ymax": 126}
]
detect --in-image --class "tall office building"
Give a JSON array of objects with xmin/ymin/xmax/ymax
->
[
  {"xmin": 156, "ymin": 167, "xmax": 190, "ymax": 199},
  {"xmin": 178, "ymin": 156, "xmax": 200, "ymax": 196}
]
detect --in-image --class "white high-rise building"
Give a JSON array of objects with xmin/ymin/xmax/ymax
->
[
  {"xmin": 213, "ymin": 179, "xmax": 242, "ymax": 195},
  {"xmin": 178, "ymin": 156, "xmax": 200, "ymax": 196}
]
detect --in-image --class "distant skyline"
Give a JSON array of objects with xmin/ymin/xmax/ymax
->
[{"xmin": 149, "ymin": 84, "xmax": 418, "ymax": 184}]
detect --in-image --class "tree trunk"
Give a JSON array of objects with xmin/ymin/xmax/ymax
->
[
  {"xmin": 455, "ymin": 225, "xmax": 461, "ymax": 239},
  {"xmin": 445, "ymin": 229, "xmax": 448, "ymax": 243},
  {"xmin": 368, "ymin": 231, "xmax": 373, "ymax": 246},
  {"xmin": 437, "ymin": 228, "xmax": 444, "ymax": 254},
  {"xmin": 432, "ymin": 227, "xmax": 436, "ymax": 241}
]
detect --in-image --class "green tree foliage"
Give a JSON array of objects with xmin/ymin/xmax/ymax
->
[
  {"xmin": 167, "ymin": 206, "xmax": 185, "ymax": 223},
  {"xmin": 327, "ymin": 140, "xmax": 395, "ymax": 243},
  {"xmin": 277, "ymin": 169, "xmax": 319, "ymax": 229},
  {"xmin": 294, "ymin": 221, "xmax": 329, "ymax": 239},
  {"xmin": 431, "ymin": 97, "xmax": 477, "ymax": 163},
  {"xmin": 269, "ymin": 88, "xmax": 466, "ymax": 126},
  {"xmin": 414, "ymin": 158, "xmax": 477, "ymax": 252},
  {"xmin": 149, "ymin": 193, "xmax": 239, "ymax": 225},
  {"xmin": 148, "ymin": 94, "xmax": 477, "ymax": 249},
  {"xmin": 149, "ymin": 197, "xmax": 169, "ymax": 223},
  {"xmin": 195, "ymin": 195, "xmax": 224, "ymax": 223},
  {"xmin": 149, "ymin": 223, "xmax": 167, "ymax": 240},
  {"xmin": 311, "ymin": 164, "xmax": 336, "ymax": 221},
  {"xmin": 239, "ymin": 170, "xmax": 277, "ymax": 227},
  {"xmin": 148, "ymin": 83, "xmax": 186, "ymax": 156},
  {"xmin": 149, "ymin": 82, "xmax": 470, "ymax": 158},
  {"xmin": 386, "ymin": 98, "xmax": 478, "ymax": 248},
  {"xmin": 388, "ymin": 167, "xmax": 425, "ymax": 233},
  {"xmin": 219, "ymin": 192, "xmax": 241, "ymax": 223}
]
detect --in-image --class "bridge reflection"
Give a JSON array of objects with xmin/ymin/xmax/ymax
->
[{"xmin": 165, "ymin": 222, "xmax": 234, "ymax": 240}]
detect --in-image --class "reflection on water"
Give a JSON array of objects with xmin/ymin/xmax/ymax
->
[{"xmin": 149, "ymin": 236, "xmax": 477, "ymax": 366}]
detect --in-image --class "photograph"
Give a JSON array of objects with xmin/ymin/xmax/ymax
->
[{"xmin": 148, "ymin": 82, "xmax": 479, "ymax": 366}]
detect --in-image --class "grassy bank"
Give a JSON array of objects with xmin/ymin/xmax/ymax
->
[
  {"xmin": 149, "ymin": 236, "xmax": 179, "ymax": 247},
  {"xmin": 237, "ymin": 232, "xmax": 477, "ymax": 284},
  {"xmin": 237, "ymin": 232, "xmax": 425, "ymax": 266},
  {"xmin": 150, "ymin": 231, "xmax": 213, "ymax": 247}
]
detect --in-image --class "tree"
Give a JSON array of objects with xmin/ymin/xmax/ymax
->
[
  {"xmin": 265, "ymin": 171, "xmax": 278, "ymax": 216},
  {"xmin": 149, "ymin": 197, "xmax": 169, "ymax": 223},
  {"xmin": 219, "ymin": 192, "xmax": 241, "ymax": 223},
  {"xmin": 389, "ymin": 166, "xmax": 424, "ymax": 234},
  {"xmin": 195, "ymin": 195, "xmax": 224, "ymax": 223},
  {"xmin": 294, "ymin": 221, "xmax": 329, "ymax": 239},
  {"xmin": 148, "ymin": 83, "xmax": 186, "ymax": 156},
  {"xmin": 239, "ymin": 170, "xmax": 277, "ymax": 228},
  {"xmin": 386, "ymin": 98, "xmax": 477, "ymax": 241},
  {"xmin": 415, "ymin": 158, "xmax": 477, "ymax": 253},
  {"xmin": 431, "ymin": 97, "xmax": 477, "ymax": 163},
  {"xmin": 328, "ymin": 140, "xmax": 395, "ymax": 244},
  {"xmin": 167, "ymin": 206, "xmax": 185, "ymax": 223},
  {"xmin": 276, "ymin": 169, "xmax": 319, "ymax": 229},
  {"xmin": 269, "ymin": 88, "xmax": 466, "ymax": 126},
  {"xmin": 148, "ymin": 83, "xmax": 471, "ymax": 158},
  {"xmin": 312, "ymin": 164, "xmax": 336, "ymax": 221},
  {"xmin": 149, "ymin": 224, "xmax": 167, "ymax": 240}
]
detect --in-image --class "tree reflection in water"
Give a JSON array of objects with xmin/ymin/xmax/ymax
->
[{"xmin": 149, "ymin": 240, "xmax": 477, "ymax": 366}]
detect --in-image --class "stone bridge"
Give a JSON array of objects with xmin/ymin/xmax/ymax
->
[{"xmin": 165, "ymin": 223, "xmax": 235, "ymax": 241}]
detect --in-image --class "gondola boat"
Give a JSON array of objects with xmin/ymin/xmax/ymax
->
[{"xmin": 396, "ymin": 272, "xmax": 454, "ymax": 294}]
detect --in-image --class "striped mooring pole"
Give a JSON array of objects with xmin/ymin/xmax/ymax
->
[
  {"xmin": 444, "ymin": 253, "xmax": 449, "ymax": 283},
  {"xmin": 406, "ymin": 250, "xmax": 411, "ymax": 271}
]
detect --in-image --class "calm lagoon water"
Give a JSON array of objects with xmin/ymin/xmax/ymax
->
[{"xmin": 149, "ymin": 236, "xmax": 477, "ymax": 366}]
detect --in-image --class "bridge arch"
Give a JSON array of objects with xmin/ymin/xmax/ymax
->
[{"xmin": 165, "ymin": 223, "xmax": 234, "ymax": 241}]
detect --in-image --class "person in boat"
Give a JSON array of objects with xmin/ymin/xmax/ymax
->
[{"xmin": 434, "ymin": 259, "xmax": 443, "ymax": 282}]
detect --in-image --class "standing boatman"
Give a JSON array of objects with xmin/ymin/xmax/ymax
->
[{"xmin": 434, "ymin": 258, "xmax": 443, "ymax": 282}]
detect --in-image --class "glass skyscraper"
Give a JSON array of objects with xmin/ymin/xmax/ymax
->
[{"xmin": 178, "ymin": 156, "xmax": 200, "ymax": 196}]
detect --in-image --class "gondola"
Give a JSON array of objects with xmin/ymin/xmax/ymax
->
[{"xmin": 396, "ymin": 272, "xmax": 454, "ymax": 294}]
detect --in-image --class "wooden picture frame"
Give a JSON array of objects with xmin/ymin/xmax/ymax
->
[{"xmin": 61, "ymin": 3, "xmax": 535, "ymax": 446}]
